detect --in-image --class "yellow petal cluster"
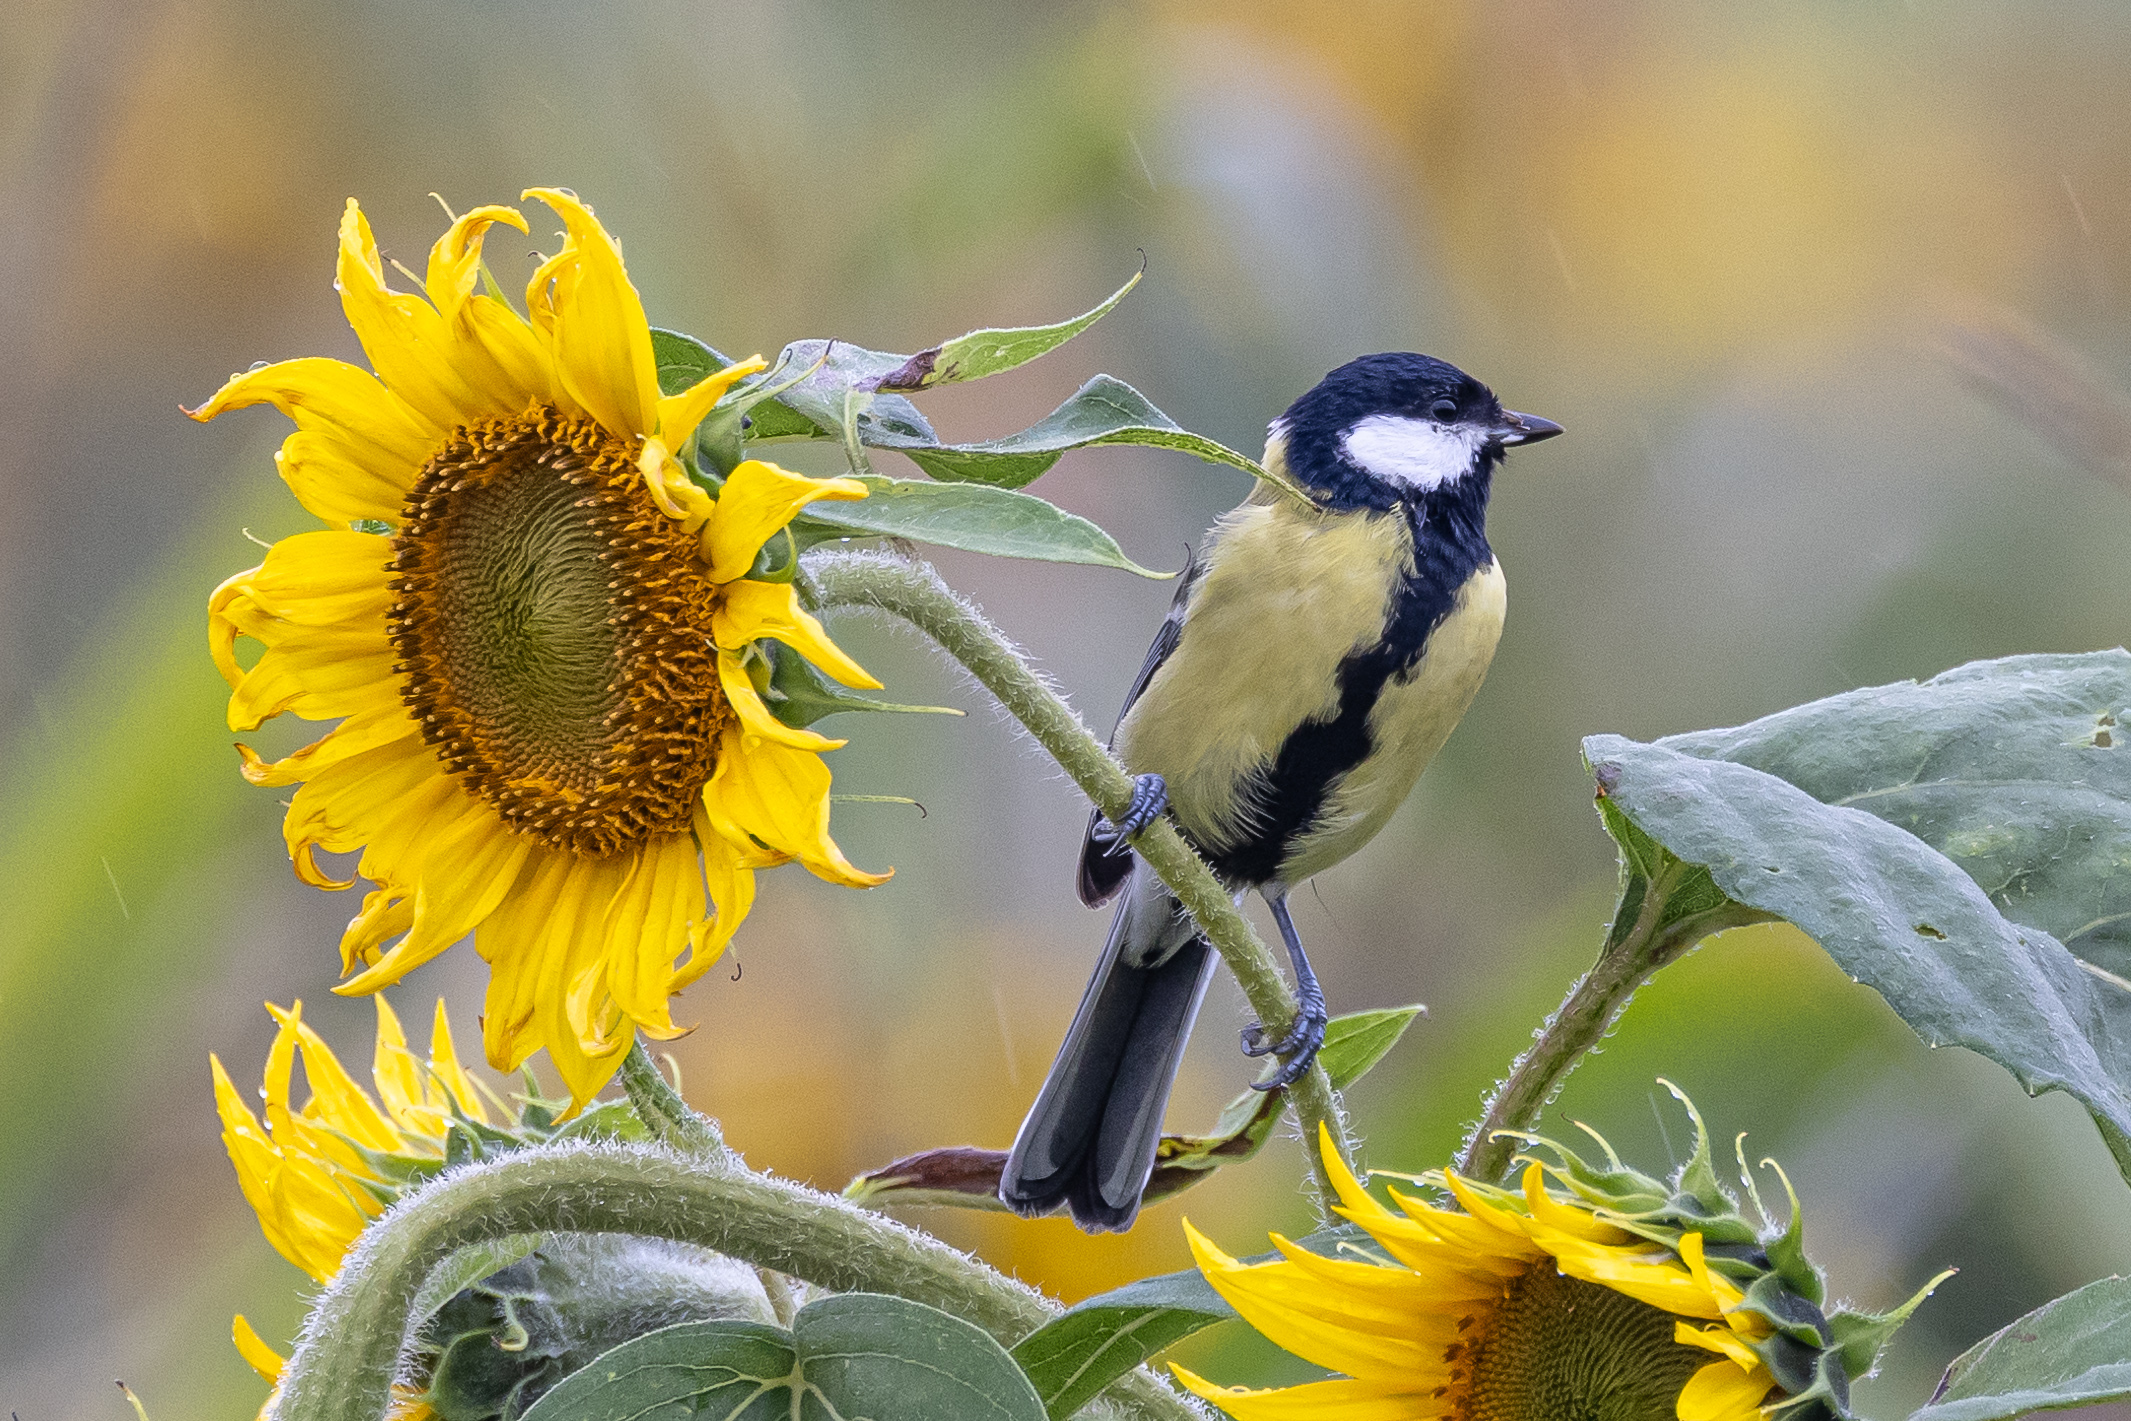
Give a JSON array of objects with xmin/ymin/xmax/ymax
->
[
  {"xmin": 213, "ymin": 997, "xmax": 478, "ymax": 1418},
  {"xmin": 1173, "ymin": 1126, "xmax": 1778, "ymax": 1421},
  {"xmin": 193, "ymin": 190, "xmax": 888, "ymax": 1103}
]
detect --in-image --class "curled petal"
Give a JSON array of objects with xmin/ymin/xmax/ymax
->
[{"xmin": 704, "ymin": 459, "xmax": 867, "ymax": 582}]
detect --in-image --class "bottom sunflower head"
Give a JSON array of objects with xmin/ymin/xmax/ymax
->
[{"xmin": 1176, "ymin": 1086, "xmax": 1948, "ymax": 1421}]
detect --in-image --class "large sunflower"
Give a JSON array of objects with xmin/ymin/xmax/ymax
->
[
  {"xmin": 1176, "ymin": 1108, "xmax": 1940, "ymax": 1421},
  {"xmin": 195, "ymin": 190, "xmax": 887, "ymax": 1102}
]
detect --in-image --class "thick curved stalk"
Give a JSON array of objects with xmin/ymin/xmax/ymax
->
[
  {"xmin": 271, "ymin": 1141, "xmax": 1196, "ymax": 1421},
  {"xmin": 807, "ymin": 551, "xmax": 1352, "ymax": 1206},
  {"xmin": 1458, "ymin": 860, "xmax": 1774, "ymax": 1182}
]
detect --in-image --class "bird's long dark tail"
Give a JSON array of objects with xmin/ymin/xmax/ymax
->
[{"xmin": 999, "ymin": 865, "xmax": 1213, "ymax": 1232}]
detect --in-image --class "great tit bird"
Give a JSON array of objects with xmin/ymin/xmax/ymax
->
[{"xmin": 998, "ymin": 352, "xmax": 1561, "ymax": 1232}]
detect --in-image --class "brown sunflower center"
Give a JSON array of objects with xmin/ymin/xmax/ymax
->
[
  {"xmin": 1459, "ymin": 1266, "xmax": 1711, "ymax": 1421},
  {"xmin": 388, "ymin": 403, "xmax": 730, "ymax": 857}
]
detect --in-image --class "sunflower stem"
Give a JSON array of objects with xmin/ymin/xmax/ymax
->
[
  {"xmin": 618, "ymin": 1037, "xmax": 732, "ymax": 1161},
  {"xmin": 806, "ymin": 550, "xmax": 1353, "ymax": 1213},
  {"xmin": 269, "ymin": 1141, "xmax": 1197, "ymax": 1421},
  {"xmin": 1459, "ymin": 861, "xmax": 1774, "ymax": 1183}
]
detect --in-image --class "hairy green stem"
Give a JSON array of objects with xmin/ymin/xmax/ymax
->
[
  {"xmin": 270, "ymin": 1142, "xmax": 1196, "ymax": 1421},
  {"xmin": 1458, "ymin": 861, "xmax": 1774, "ymax": 1182},
  {"xmin": 808, "ymin": 550, "xmax": 1352, "ymax": 1207},
  {"xmin": 619, "ymin": 1037, "xmax": 731, "ymax": 1160}
]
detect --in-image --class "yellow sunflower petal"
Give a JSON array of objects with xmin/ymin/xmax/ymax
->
[
  {"xmin": 370, "ymin": 994, "xmax": 424, "ymax": 1132},
  {"xmin": 1184, "ymin": 1220, "xmax": 1443, "ymax": 1380},
  {"xmin": 705, "ymin": 723, "xmax": 889, "ymax": 888},
  {"xmin": 424, "ymin": 204, "xmax": 529, "ymax": 321},
  {"xmin": 672, "ymin": 815, "xmax": 758, "ymax": 991},
  {"xmin": 335, "ymin": 807, "xmax": 535, "ymax": 995},
  {"xmin": 600, "ymin": 831, "xmax": 707, "ymax": 1038},
  {"xmin": 1675, "ymin": 1321, "xmax": 1764, "ymax": 1370},
  {"xmin": 232, "ymin": 1315, "xmax": 285, "ymax": 1383},
  {"xmin": 523, "ymin": 188, "xmax": 659, "ymax": 438},
  {"xmin": 703, "ymin": 459, "xmax": 868, "ymax": 583},
  {"xmin": 657, "ymin": 354, "xmax": 767, "ymax": 451},
  {"xmin": 714, "ymin": 578, "xmax": 880, "ymax": 689},
  {"xmin": 1170, "ymin": 1368, "xmax": 1443, "ymax": 1421},
  {"xmin": 1675, "ymin": 1359, "xmax": 1777, "ymax": 1421},
  {"xmin": 188, "ymin": 355, "xmax": 440, "ymax": 471},
  {"xmin": 269, "ymin": 1004, "xmax": 401, "ymax": 1152},
  {"xmin": 718, "ymin": 652, "xmax": 841, "ymax": 751},
  {"xmin": 337, "ymin": 199, "xmax": 499, "ymax": 429},
  {"xmin": 428, "ymin": 997, "xmax": 491, "ymax": 1125},
  {"xmin": 1518, "ymin": 1162, "xmax": 1633, "ymax": 1244}
]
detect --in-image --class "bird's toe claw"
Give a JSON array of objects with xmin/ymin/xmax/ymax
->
[
  {"xmin": 1091, "ymin": 773, "xmax": 1169, "ymax": 846},
  {"xmin": 1243, "ymin": 1006, "xmax": 1330, "ymax": 1090}
]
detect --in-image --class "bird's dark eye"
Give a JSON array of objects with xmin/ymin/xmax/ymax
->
[{"xmin": 1429, "ymin": 398, "xmax": 1458, "ymax": 423}]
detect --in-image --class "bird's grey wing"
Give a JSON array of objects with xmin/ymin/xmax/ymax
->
[{"xmin": 1077, "ymin": 547, "xmax": 1202, "ymax": 907}]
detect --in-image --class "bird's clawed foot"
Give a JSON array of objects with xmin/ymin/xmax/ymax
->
[
  {"xmin": 1245, "ymin": 892, "xmax": 1330, "ymax": 1090},
  {"xmin": 1090, "ymin": 773, "xmax": 1168, "ymax": 846},
  {"xmin": 1242, "ymin": 991, "xmax": 1329, "ymax": 1090}
]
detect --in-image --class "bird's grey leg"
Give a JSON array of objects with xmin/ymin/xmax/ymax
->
[
  {"xmin": 1242, "ymin": 890, "xmax": 1329, "ymax": 1090},
  {"xmin": 1089, "ymin": 773, "xmax": 1168, "ymax": 846}
]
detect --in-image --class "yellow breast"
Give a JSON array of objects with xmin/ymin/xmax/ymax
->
[
  {"xmin": 1276, "ymin": 559, "xmax": 1505, "ymax": 883},
  {"xmin": 1115, "ymin": 500, "xmax": 1417, "ymax": 853}
]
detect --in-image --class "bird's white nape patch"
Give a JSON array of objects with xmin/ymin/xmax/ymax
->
[{"xmin": 1339, "ymin": 415, "xmax": 1485, "ymax": 492}]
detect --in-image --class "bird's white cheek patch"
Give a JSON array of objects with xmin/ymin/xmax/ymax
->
[{"xmin": 1340, "ymin": 415, "xmax": 1484, "ymax": 492}]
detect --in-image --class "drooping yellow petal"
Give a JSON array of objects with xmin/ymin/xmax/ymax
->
[
  {"xmin": 523, "ymin": 188, "xmax": 659, "ymax": 438},
  {"xmin": 189, "ymin": 355, "xmax": 440, "ymax": 471},
  {"xmin": 1675, "ymin": 1359, "xmax": 1777, "ymax": 1421},
  {"xmin": 672, "ymin": 811, "xmax": 760, "ymax": 992},
  {"xmin": 705, "ymin": 723, "xmax": 890, "ymax": 889},
  {"xmin": 703, "ymin": 459, "xmax": 867, "ymax": 583},
  {"xmin": 1675, "ymin": 1321, "xmax": 1764, "ymax": 1370},
  {"xmin": 714, "ymin": 578, "xmax": 880, "ymax": 689},
  {"xmin": 600, "ymin": 831, "xmax": 707, "ymax": 1038},
  {"xmin": 232, "ymin": 1315, "xmax": 285, "ymax": 1383},
  {"xmin": 717, "ymin": 651, "xmax": 841, "ymax": 751}
]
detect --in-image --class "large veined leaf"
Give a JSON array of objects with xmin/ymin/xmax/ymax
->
[
  {"xmin": 797, "ymin": 475, "xmax": 1167, "ymax": 576},
  {"xmin": 518, "ymin": 1293, "xmax": 1045, "ymax": 1421},
  {"xmin": 1657, "ymin": 651, "xmax": 2131, "ymax": 981},
  {"xmin": 871, "ymin": 375, "xmax": 1275, "ymax": 491},
  {"xmin": 1908, "ymin": 1276, "xmax": 2131, "ymax": 1420},
  {"xmin": 1585, "ymin": 706, "xmax": 2131, "ymax": 1180}
]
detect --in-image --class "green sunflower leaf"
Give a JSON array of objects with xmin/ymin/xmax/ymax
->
[
  {"xmin": 794, "ymin": 476, "xmax": 1167, "ymax": 577},
  {"xmin": 517, "ymin": 1293, "xmax": 1045, "ymax": 1421},
  {"xmin": 1650, "ymin": 650, "xmax": 2131, "ymax": 983},
  {"xmin": 1907, "ymin": 1276, "xmax": 2131, "ymax": 1421},
  {"xmin": 870, "ymin": 374, "xmax": 1277, "ymax": 493},
  {"xmin": 859, "ymin": 267, "xmax": 1142, "ymax": 393},
  {"xmin": 1584, "ymin": 652, "xmax": 2131, "ymax": 1186}
]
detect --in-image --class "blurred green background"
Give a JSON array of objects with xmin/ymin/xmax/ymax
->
[{"xmin": 7, "ymin": 1, "xmax": 2131, "ymax": 1416}]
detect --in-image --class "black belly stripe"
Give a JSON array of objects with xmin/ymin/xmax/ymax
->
[{"xmin": 1206, "ymin": 494, "xmax": 1492, "ymax": 888}]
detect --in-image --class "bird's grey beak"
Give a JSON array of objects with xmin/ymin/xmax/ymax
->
[{"xmin": 1492, "ymin": 410, "xmax": 1564, "ymax": 446}]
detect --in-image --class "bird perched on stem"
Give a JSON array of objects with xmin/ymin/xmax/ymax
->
[{"xmin": 999, "ymin": 353, "xmax": 1561, "ymax": 1232}]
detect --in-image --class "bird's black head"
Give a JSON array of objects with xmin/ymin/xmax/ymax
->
[{"xmin": 1268, "ymin": 352, "xmax": 1562, "ymax": 514}]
